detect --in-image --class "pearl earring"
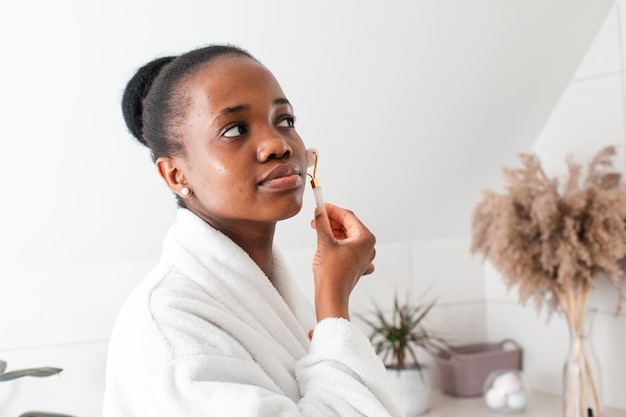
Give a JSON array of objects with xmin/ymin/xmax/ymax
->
[{"xmin": 181, "ymin": 187, "xmax": 190, "ymax": 196}]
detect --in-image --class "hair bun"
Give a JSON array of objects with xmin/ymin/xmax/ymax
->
[{"xmin": 121, "ymin": 56, "xmax": 176, "ymax": 146}]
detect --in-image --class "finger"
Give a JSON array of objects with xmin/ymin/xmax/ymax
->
[
  {"xmin": 312, "ymin": 218, "xmax": 346, "ymax": 239},
  {"xmin": 312, "ymin": 205, "xmax": 333, "ymax": 240},
  {"xmin": 324, "ymin": 203, "xmax": 368, "ymax": 239},
  {"xmin": 310, "ymin": 216, "xmax": 344, "ymax": 232},
  {"xmin": 331, "ymin": 227, "xmax": 347, "ymax": 240}
]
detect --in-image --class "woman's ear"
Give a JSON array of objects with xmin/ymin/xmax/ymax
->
[{"xmin": 156, "ymin": 156, "xmax": 192, "ymax": 198}]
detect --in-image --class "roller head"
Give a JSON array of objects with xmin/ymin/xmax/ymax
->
[
  {"xmin": 306, "ymin": 148, "xmax": 318, "ymax": 168},
  {"xmin": 306, "ymin": 148, "xmax": 321, "ymax": 188}
]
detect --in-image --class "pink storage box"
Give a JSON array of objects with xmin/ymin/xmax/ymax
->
[{"xmin": 434, "ymin": 339, "xmax": 522, "ymax": 397}]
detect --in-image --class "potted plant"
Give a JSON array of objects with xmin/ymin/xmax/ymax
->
[
  {"xmin": 358, "ymin": 294, "xmax": 448, "ymax": 417},
  {"xmin": 1, "ymin": 359, "xmax": 76, "ymax": 417}
]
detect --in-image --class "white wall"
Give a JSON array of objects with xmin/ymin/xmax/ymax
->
[
  {"xmin": 0, "ymin": 0, "xmax": 619, "ymax": 415},
  {"xmin": 485, "ymin": 0, "xmax": 626, "ymax": 410},
  {"xmin": 285, "ymin": 238, "xmax": 487, "ymax": 344},
  {"xmin": 0, "ymin": 0, "xmax": 612, "ymax": 268},
  {"xmin": 0, "ymin": 260, "xmax": 152, "ymax": 415}
]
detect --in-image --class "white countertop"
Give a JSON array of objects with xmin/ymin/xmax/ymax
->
[{"xmin": 422, "ymin": 390, "xmax": 626, "ymax": 417}]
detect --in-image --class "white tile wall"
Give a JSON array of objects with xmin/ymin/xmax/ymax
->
[
  {"xmin": 0, "ymin": 342, "xmax": 108, "ymax": 417},
  {"xmin": 409, "ymin": 238, "xmax": 485, "ymax": 306},
  {"xmin": 534, "ymin": 1, "xmax": 625, "ymax": 181},
  {"xmin": 532, "ymin": 74, "xmax": 625, "ymax": 179},
  {"xmin": 574, "ymin": 4, "xmax": 621, "ymax": 79},
  {"xmin": 0, "ymin": 260, "xmax": 155, "ymax": 351},
  {"xmin": 485, "ymin": 300, "xmax": 569, "ymax": 395},
  {"xmin": 283, "ymin": 238, "xmax": 486, "ymax": 344},
  {"xmin": 0, "ymin": 259, "xmax": 156, "ymax": 416}
]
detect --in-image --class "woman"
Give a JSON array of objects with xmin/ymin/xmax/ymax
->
[{"xmin": 103, "ymin": 44, "xmax": 403, "ymax": 416}]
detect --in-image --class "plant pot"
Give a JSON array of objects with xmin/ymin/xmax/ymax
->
[{"xmin": 386, "ymin": 366, "xmax": 430, "ymax": 416}]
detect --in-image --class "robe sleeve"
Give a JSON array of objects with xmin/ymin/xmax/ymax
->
[{"xmin": 296, "ymin": 318, "xmax": 405, "ymax": 416}]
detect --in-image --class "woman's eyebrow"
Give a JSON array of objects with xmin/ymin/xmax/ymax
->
[
  {"xmin": 214, "ymin": 98, "xmax": 292, "ymax": 122},
  {"xmin": 212, "ymin": 104, "xmax": 250, "ymax": 125},
  {"xmin": 219, "ymin": 104, "xmax": 250, "ymax": 116},
  {"xmin": 274, "ymin": 98, "xmax": 290, "ymax": 106}
]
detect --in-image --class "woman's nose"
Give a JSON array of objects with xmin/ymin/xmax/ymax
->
[{"xmin": 257, "ymin": 134, "xmax": 292, "ymax": 162}]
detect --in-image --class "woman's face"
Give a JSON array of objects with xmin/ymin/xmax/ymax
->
[{"xmin": 167, "ymin": 55, "xmax": 307, "ymax": 236}]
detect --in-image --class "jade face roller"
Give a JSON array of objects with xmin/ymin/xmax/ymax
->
[{"xmin": 306, "ymin": 148, "xmax": 325, "ymax": 209}]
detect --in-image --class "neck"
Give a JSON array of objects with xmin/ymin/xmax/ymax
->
[
  {"xmin": 202, "ymin": 218, "xmax": 276, "ymax": 277},
  {"xmin": 228, "ymin": 230, "xmax": 275, "ymax": 278},
  {"xmin": 188, "ymin": 208, "xmax": 278, "ymax": 277}
]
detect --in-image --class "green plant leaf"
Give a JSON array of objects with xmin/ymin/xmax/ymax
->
[
  {"xmin": 359, "ymin": 292, "xmax": 450, "ymax": 369},
  {"xmin": 0, "ymin": 360, "xmax": 6, "ymax": 374},
  {"xmin": 0, "ymin": 367, "xmax": 63, "ymax": 382}
]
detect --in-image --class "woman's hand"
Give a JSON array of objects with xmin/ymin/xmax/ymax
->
[{"xmin": 310, "ymin": 202, "xmax": 376, "ymax": 322}]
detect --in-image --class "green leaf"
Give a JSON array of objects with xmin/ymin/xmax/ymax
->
[
  {"xmin": 0, "ymin": 367, "xmax": 63, "ymax": 382},
  {"xmin": 359, "ymin": 292, "xmax": 450, "ymax": 369}
]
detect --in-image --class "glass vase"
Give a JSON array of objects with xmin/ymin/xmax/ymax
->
[{"xmin": 562, "ymin": 308, "xmax": 602, "ymax": 417}]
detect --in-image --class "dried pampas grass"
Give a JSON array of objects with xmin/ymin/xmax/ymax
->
[{"xmin": 471, "ymin": 145, "xmax": 626, "ymax": 316}]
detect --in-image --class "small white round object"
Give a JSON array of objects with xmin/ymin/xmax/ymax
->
[
  {"xmin": 506, "ymin": 391, "xmax": 528, "ymax": 410},
  {"xmin": 485, "ymin": 387, "xmax": 507, "ymax": 410},
  {"xmin": 493, "ymin": 371, "xmax": 522, "ymax": 394},
  {"xmin": 483, "ymin": 370, "xmax": 529, "ymax": 413}
]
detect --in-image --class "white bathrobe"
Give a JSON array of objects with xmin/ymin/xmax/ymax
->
[{"xmin": 103, "ymin": 209, "xmax": 404, "ymax": 416}]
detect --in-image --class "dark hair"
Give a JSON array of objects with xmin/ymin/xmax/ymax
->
[{"xmin": 121, "ymin": 44, "xmax": 255, "ymax": 160}]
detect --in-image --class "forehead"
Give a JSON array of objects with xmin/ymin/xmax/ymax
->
[{"xmin": 183, "ymin": 55, "xmax": 285, "ymax": 108}]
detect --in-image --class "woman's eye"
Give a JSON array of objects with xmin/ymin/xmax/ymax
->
[
  {"xmin": 277, "ymin": 117, "xmax": 295, "ymax": 128},
  {"xmin": 224, "ymin": 124, "xmax": 247, "ymax": 138}
]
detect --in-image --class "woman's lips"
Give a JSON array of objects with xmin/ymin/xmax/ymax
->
[{"xmin": 259, "ymin": 163, "xmax": 304, "ymax": 189}]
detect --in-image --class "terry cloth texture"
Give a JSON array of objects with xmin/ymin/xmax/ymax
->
[{"xmin": 103, "ymin": 208, "xmax": 404, "ymax": 416}]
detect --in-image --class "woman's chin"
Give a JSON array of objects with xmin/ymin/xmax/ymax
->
[{"xmin": 266, "ymin": 196, "xmax": 304, "ymax": 222}]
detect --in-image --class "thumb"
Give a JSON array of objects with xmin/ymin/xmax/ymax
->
[{"xmin": 313, "ymin": 205, "xmax": 332, "ymax": 241}]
